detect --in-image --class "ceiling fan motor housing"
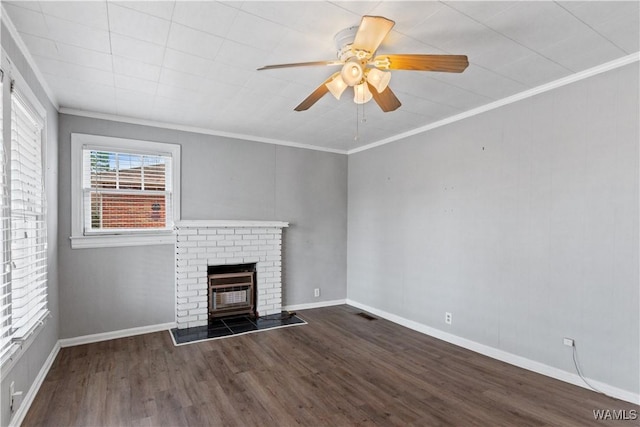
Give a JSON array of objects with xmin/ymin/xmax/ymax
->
[{"xmin": 335, "ymin": 25, "xmax": 360, "ymax": 61}]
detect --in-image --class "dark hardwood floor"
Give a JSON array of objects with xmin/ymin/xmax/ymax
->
[{"xmin": 23, "ymin": 305, "xmax": 637, "ymax": 426}]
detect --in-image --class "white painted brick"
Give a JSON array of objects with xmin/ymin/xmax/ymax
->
[
  {"xmin": 205, "ymin": 247, "xmax": 225, "ymax": 254},
  {"xmin": 182, "ymin": 302, "xmax": 198, "ymax": 310},
  {"xmin": 187, "ymin": 235, "xmax": 207, "ymax": 241},
  {"xmin": 176, "ymin": 223, "xmax": 286, "ymax": 329},
  {"xmin": 178, "ymin": 229, "xmax": 198, "ymax": 235},
  {"xmin": 218, "ymin": 252, "xmax": 238, "ymax": 258},
  {"xmin": 187, "ymin": 320, "xmax": 206, "ymax": 328},
  {"xmin": 176, "ymin": 241, "xmax": 198, "ymax": 247},
  {"xmin": 198, "ymin": 229, "xmax": 218, "ymax": 235},
  {"xmin": 177, "ymin": 290, "xmax": 198, "ymax": 298}
]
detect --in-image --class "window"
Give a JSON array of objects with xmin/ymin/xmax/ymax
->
[
  {"xmin": 0, "ymin": 70, "xmax": 49, "ymax": 364},
  {"xmin": 71, "ymin": 134, "xmax": 180, "ymax": 249}
]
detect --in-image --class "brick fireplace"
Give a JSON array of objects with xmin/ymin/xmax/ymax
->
[{"xmin": 175, "ymin": 220, "xmax": 289, "ymax": 329}]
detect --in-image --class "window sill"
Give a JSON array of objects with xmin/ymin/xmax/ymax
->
[{"xmin": 70, "ymin": 232, "xmax": 176, "ymax": 249}]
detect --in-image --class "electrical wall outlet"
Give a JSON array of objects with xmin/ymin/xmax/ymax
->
[
  {"xmin": 563, "ymin": 337, "xmax": 574, "ymax": 347},
  {"xmin": 314, "ymin": 288, "xmax": 320, "ymax": 298},
  {"xmin": 445, "ymin": 312, "xmax": 452, "ymax": 325}
]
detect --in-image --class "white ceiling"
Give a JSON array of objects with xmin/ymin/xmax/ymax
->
[{"xmin": 3, "ymin": 1, "xmax": 639, "ymax": 152}]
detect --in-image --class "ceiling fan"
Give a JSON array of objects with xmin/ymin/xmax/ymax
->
[{"xmin": 257, "ymin": 15, "xmax": 469, "ymax": 113}]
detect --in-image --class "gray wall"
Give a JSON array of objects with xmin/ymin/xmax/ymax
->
[
  {"xmin": 347, "ymin": 63, "xmax": 639, "ymax": 394},
  {"xmin": 1, "ymin": 25, "xmax": 59, "ymax": 427},
  {"xmin": 57, "ymin": 114, "xmax": 348, "ymax": 339}
]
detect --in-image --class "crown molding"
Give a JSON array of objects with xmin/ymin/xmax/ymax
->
[
  {"xmin": 348, "ymin": 52, "xmax": 640, "ymax": 155},
  {"xmin": 1, "ymin": 5, "xmax": 59, "ymax": 110},
  {"xmin": 59, "ymin": 108, "xmax": 348, "ymax": 155}
]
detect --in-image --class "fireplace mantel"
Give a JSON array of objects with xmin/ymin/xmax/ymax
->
[{"xmin": 175, "ymin": 220, "xmax": 289, "ymax": 229}]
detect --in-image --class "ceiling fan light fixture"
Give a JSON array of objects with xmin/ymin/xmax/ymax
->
[
  {"xmin": 366, "ymin": 68, "xmax": 391, "ymax": 93},
  {"xmin": 353, "ymin": 82, "xmax": 372, "ymax": 104},
  {"xmin": 341, "ymin": 58, "xmax": 364, "ymax": 86},
  {"xmin": 326, "ymin": 74, "xmax": 348, "ymax": 100}
]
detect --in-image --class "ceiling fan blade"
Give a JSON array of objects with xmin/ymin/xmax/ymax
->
[
  {"xmin": 294, "ymin": 73, "xmax": 340, "ymax": 111},
  {"xmin": 373, "ymin": 54, "xmax": 469, "ymax": 72},
  {"xmin": 352, "ymin": 15, "xmax": 395, "ymax": 55},
  {"xmin": 367, "ymin": 82, "xmax": 401, "ymax": 112},
  {"xmin": 257, "ymin": 60, "xmax": 342, "ymax": 71}
]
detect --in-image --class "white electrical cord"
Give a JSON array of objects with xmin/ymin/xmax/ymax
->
[{"xmin": 571, "ymin": 343, "xmax": 614, "ymax": 399}]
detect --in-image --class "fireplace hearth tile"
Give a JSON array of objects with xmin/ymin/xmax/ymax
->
[{"xmin": 169, "ymin": 312, "xmax": 305, "ymax": 346}]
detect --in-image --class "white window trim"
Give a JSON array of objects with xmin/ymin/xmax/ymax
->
[{"xmin": 70, "ymin": 133, "xmax": 181, "ymax": 249}]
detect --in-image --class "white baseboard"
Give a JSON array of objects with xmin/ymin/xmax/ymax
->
[
  {"xmin": 9, "ymin": 341, "xmax": 60, "ymax": 427},
  {"xmin": 284, "ymin": 299, "xmax": 346, "ymax": 312},
  {"xmin": 59, "ymin": 322, "xmax": 176, "ymax": 348},
  {"xmin": 346, "ymin": 299, "xmax": 640, "ymax": 405}
]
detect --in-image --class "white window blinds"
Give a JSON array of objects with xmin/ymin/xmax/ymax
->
[
  {"xmin": 9, "ymin": 88, "xmax": 47, "ymax": 340},
  {"xmin": 82, "ymin": 149, "xmax": 173, "ymax": 233}
]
